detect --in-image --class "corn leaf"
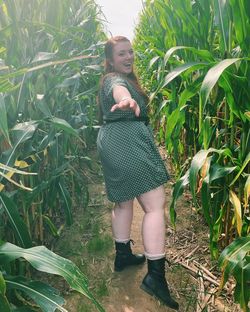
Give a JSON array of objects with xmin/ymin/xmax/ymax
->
[
  {"xmin": 148, "ymin": 56, "xmax": 160, "ymax": 69},
  {"xmin": 201, "ymin": 176, "xmax": 212, "ymax": 228},
  {"xmin": 26, "ymin": 55, "xmax": 98, "ymax": 73},
  {"xmin": 162, "ymin": 62, "xmax": 208, "ymax": 89},
  {"xmin": 58, "ymin": 182, "xmax": 73, "ymax": 226},
  {"xmin": 0, "ymin": 271, "xmax": 10, "ymax": 312},
  {"xmin": 0, "ymin": 194, "xmax": 32, "ymax": 248},
  {"xmin": 200, "ymin": 58, "xmax": 240, "ymax": 112},
  {"xmin": 245, "ymin": 112, "xmax": 250, "ymax": 121},
  {"xmin": 189, "ymin": 147, "xmax": 234, "ymax": 205},
  {"xmin": 189, "ymin": 149, "xmax": 213, "ymax": 206},
  {"xmin": 0, "ymin": 47, "xmax": 5, "ymax": 54},
  {"xmin": 0, "ymin": 170, "xmax": 33, "ymax": 191},
  {"xmin": 11, "ymin": 122, "xmax": 38, "ymax": 145},
  {"xmin": 219, "ymin": 236, "xmax": 250, "ymax": 310},
  {"xmin": 0, "ymin": 95, "xmax": 11, "ymax": 146},
  {"xmin": 0, "ymin": 271, "xmax": 6, "ymax": 294},
  {"xmin": 0, "ymin": 294, "xmax": 11, "ymax": 312},
  {"xmin": 209, "ymin": 164, "xmax": 237, "ymax": 182},
  {"xmin": 229, "ymin": 190, "xmax": 242, "ymax": 236},
  {"xmin": 0, "ymin": 243, "xmax": 104, "ymax": 312},
  {"xmin": 0, "ymin": 159, "xmax": 36, "ymax": 192},
  {"xmin": 0, "ymin": 55, "xmax": 98, "ymax": 82},
  {"xmin": 32, "ymin": 52, "xmax": 57, "ymax": 63},
  {"xmin": 42, "ymin": 216, "xmax": 59, "ymax": 238},
  {"xmin": 165, "ymin": 107, "xmax": 183, "ymax": 144},
  {"xmin": 170, "ymin": 169, "xmax": 190, "ymax": 225},
  {"xmin": 211, "ymin": 206, "xmax": 225, "ymax": 259},
  {"xmin": 214, "ymin": 0, "xmax": 230, "ymax": 53},
  {"xmin": 2, "ymin": 121, "xmax": 38, "ymax": 173},
  {"xmin": 36, "ymin": 99, "xmax": 53, "ymax": 118},
  {"xmin": 233, "ymin": 257, "xmax": 250, "ymax": 311},
  {"xmin": 244, "ymin": 175, "xmax": 250, "ymax": 209},
  {"xmin": 219, "ymin": 236, "xmax": 250, "ymax": 285},
  {"xmin": 6, "ymin": 276, "xmax": 66, "ymax": 312},
  {"xmin": 230, "ymin": 152, "xmax": 250, "ymax": 186},
  {"xmin": 50, "ymin": 117, "xmax": 79, "ymax": 138},
  {"xmin": 164, "ymin": 46, "xmax": 213, "ymax": 66},
  {"xmin": 179, "ymin": 76, "xmax": 203, "ymax": 107},
  {"xmin": 200, "ymin": 116, "xmax": 214, "ymax": 149},
  {"xmin": 12, "ymin": 307, "xmax": 34, "ymax": 312},
  {"xmin": 228, "ymin": 0, "xmax": 248, "ymax": 48}
]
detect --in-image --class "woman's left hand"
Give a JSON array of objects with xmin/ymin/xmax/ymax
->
[{"xmin": 110, "ymin": 98, "xmax": 140, "ymax": 117}]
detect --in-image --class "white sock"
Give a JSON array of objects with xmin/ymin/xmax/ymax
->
[
  {"xmin": 115, "ymin": 238, "xmax": 130, "ymax": 243},
  {"xmin": 112, "ymin": 200, "xmax": 134, "ymax": 242},
  {"xmin": 144, "ymin": 252, "xmax": 165, "ymax": 261}
]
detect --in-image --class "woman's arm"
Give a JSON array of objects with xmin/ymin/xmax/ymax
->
[{"xmin": 111, "ymin": 85, "xmax": 140, "ymax": 117}]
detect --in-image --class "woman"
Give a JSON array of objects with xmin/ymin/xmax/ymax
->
[{"xmin": 97, "ymin": 36, "xmax": 179, "ymax": 310}]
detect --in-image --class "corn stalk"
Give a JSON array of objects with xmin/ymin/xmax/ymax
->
[
  {"xmin": 134, "ymin": 0, "xmax": 250, "ymax": 310},
  {"xmin": 0, "ymin": 0, "xmax": 106, "ymax": 310}
]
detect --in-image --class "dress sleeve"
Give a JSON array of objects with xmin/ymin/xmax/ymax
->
[{"xmin": 102, "ymin": 74, "xmax": 129, "ymax": 99}]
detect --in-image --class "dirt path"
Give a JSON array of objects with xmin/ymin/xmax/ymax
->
[
  {"xmin": 100, "ymin": 197, "xmax": 182, "ymax": 312},
  {"xmin": 57, "ymin": 152, "xmax": 240, "ymax": 312},
  {"xmin": 62, "ymin": 183, "xmax": 188, "ymax": 312}
]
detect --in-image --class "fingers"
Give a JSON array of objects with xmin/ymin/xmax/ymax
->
[
  {"xmin": 129, "ymin": 100, "xmax": 140, "ymax": 116},
  {"xmin": 110, "ymin": 98, "xmax": 140, "ymax": 116},
  {"xmin": 111, "ymin": 99, "xmax": 134, "ymax": 111},
  {"xmin": 110, "ymin": 103, "xmax": 121, "ymax": 112},
  {"xmin": 134, "ymin": 104, "xmax": 140, "ymax": 117}
]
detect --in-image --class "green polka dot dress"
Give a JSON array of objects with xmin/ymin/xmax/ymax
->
[{"xmin": 97, "ymin": 73, "xmax": 170, "ymax": 203}]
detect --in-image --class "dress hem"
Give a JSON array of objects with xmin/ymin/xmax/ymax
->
[{"xmin": 106, "ymin": 178, "xmax": 170, "ymax": 203}]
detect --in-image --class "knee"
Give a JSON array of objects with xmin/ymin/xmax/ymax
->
[
  {"xmin": 143, "ymin": 202, "xmax": 165, "ymax": 215},
  {"xmin": 149, "ymin": 195, "xmax": 167, "ymax": 213}
]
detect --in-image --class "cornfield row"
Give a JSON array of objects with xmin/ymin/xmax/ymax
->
[
  {"xmin": 0, "ymin": 0, "xmax": 105, "ymax": 311},
  {"xmin": 134, "ymin": 0, "xmax": 249, "ymax": 310},
  {"xmin": 0, "ymin": 0, "xmax": 249, "ymax": 311}
]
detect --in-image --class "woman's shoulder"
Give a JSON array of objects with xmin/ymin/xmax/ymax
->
[
  {"xmin": 102, "ymin": 72, "xmax": 127, "ymax": 83},
  {"xmin": 101, "ymin": 73, "xmax": 129, "ymax": 92},
  {"xmin": 103, "ymin": 72, "xmax": 119, "ymax": 79}
]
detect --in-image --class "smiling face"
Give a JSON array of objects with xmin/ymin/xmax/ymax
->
[{"xmin": 109, "ymin": 41, "xmax": 134, "ymax": 75}]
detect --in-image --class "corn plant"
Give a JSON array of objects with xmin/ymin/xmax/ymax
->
[
  {"xmin": 0, "ymin": 242, "xmax": 105, "ymax": 312},
  {"xmin": 134, "ymin": 0, "xmax": 250, "ymax": 309},
  {"xmin": 0, "ymin": 0, "xmax": 105, "ymax": 244},
  {"xmin": 0, "ymin": 0, "xmax": 106, "ymax": 310},
  {"xmin": 218, "ymin": 236, "xmax": 250, "ymax": 312}
]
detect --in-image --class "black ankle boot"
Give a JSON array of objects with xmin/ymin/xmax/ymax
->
[
  {"xmin": 140, "ymin": 258, "xmax": 179, "ymax": 310},
  {"xmin": 114, "ymin": 240, "xmax": 146, "ymax": 272}
]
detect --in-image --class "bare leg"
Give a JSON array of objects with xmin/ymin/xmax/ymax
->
[
  {"xmin": 112, "ymin": 199, "xmax": 134, "ymax": 242},
  {"xmin": 138, "ymin": 186, "xmax": 179, "ymax": 310},
  {"xmin": 112, "ymin": 198, "xmax": 145, "ymax": 271},
  {"xmin": 137, "ymin": 185, "xmax": 166, "ymax": 259}
]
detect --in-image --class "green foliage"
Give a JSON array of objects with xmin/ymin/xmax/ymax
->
[
  {"xmin": 0, "ymin": 271, "xmax": 11, "ymax": 312},
  {"xmin": 6, "ymin": 277, "xmax": 67, "ymax": 312},
  {"xmin": 0, "ymin": 0, "xmax": 107, "ymax": 311},
  {"xmin": 134, "ymin": 0, "xmax": 250, "ymax": 309},
  {"xmin": 218, "ymin": 236, "xmax": 250, "ymax": 312},
  {"xmin": 0, "ymin": 193, "xmax": 32, "ymax": 248},
  {"xmin": 0, "ymin": 242, "xmax": 104, "ymax": 311},
  {"xmin": 87, "ymin": 234, "xmax": 113, "ymax": 254},
  {"xmin": 0, "ymin": 0, "xmax": 105, "ymax": 244}
]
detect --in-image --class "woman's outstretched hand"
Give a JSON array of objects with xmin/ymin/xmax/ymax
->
[{"xmin": 110, "ymin": 98, "xmax": 140, "ymax": 117}]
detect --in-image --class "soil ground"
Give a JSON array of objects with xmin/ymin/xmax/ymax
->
[{"xmin": 52, "ymin": 149, "xmax": 241, "ymax": 312}]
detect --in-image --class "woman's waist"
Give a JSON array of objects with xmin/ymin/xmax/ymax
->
[{"xmin": 102, "ymin": 115, "xmax": 149, "ymax": 125}]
